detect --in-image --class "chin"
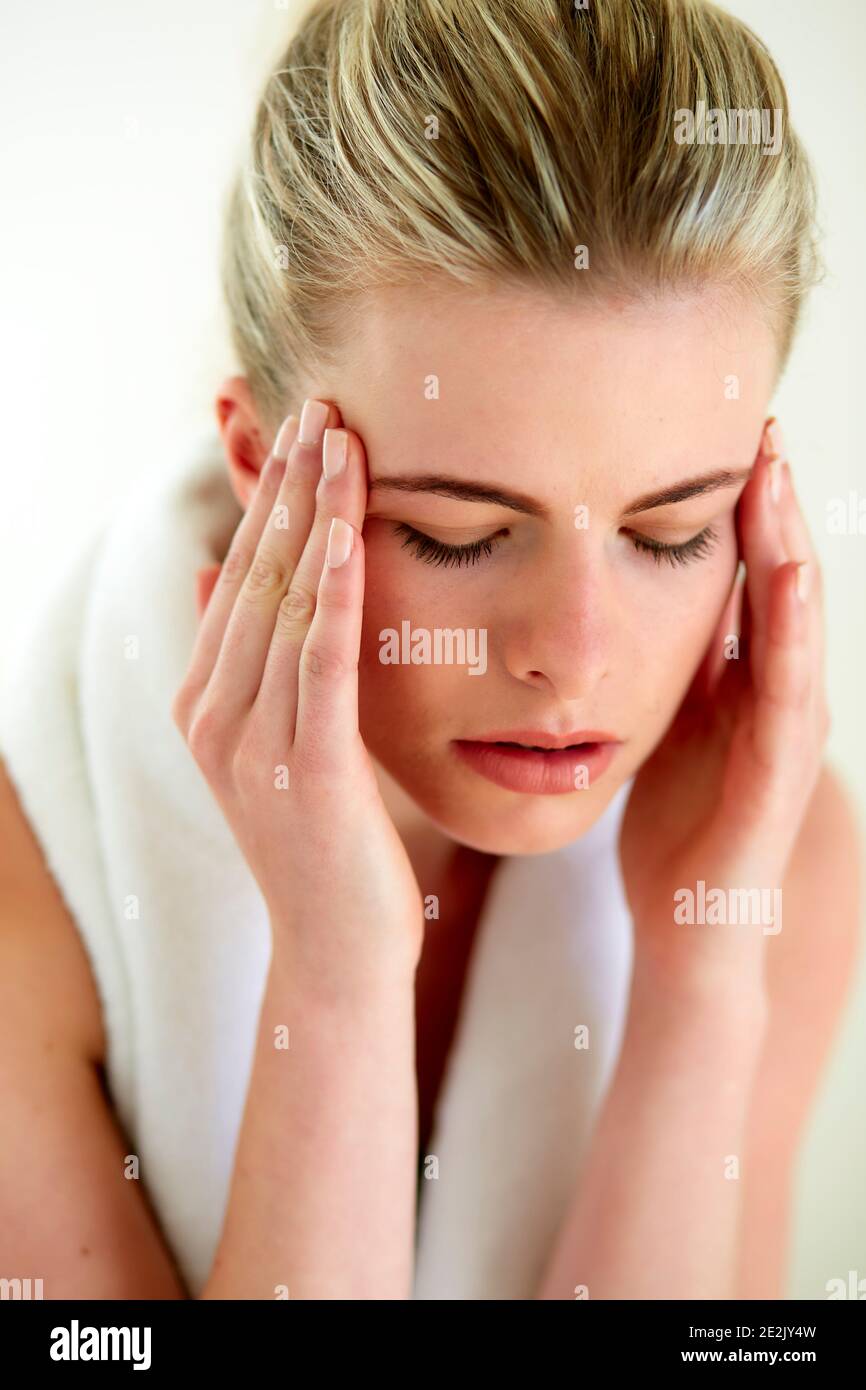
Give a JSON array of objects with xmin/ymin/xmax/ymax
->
[{"xmin": 383, "ymin": 753, "xmax": 624, "ymax": 857}]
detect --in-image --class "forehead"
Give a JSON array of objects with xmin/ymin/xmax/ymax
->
[{"xmin": 329, "ymin": 279, "xmax": 778, "ymax": 491}]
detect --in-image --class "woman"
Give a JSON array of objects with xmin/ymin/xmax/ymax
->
[{"xmin": 0, "ymin": 0, "xmax": 860, "ymax": 1300}]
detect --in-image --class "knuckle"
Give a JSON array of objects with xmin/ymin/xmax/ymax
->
[
  {"xmin": 243, "ymin": 551, "xmax": 291, "ymax": 600},
  {"xmin": 187, "ymin": 702, "xmax": 230, "ymax": 765},
  {"xmin": 300, "ymin": 642, "xmax": 353, "ymax": 683},
  {"xmin": 171, "ymin": 683, "xmax": 197, "ymax": 734},
  {"xmin": 275, "ymin": 584, "xmax": 316, "ymax": 634},
  {"xmin": 220, "ymin": 541, "xmax": 254, "ymax": 586}
]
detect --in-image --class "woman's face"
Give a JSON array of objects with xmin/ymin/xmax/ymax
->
[{"xmin": 316, "ymin": 280, "xmax": 778, "ymax": 855}]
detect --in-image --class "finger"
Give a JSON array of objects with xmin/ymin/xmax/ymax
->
[
  {"xmin": 182, "ymin": 414, "xmax": 298, "ymax": 697},
  {"xmin": 737, "ymin": 425, "xmax": 791, "ymax": 685},
  {"xmin": 708, "ymin": 567, "xmax": 755, "ymax": 724},
  {"xmin": 293, "ymin": 517, "xmax": 365, "ymax": 776},
  {"xmin": 196, "ymin": 564, "xmax": 222, "ymax": 621},
  {"xmin": 207, "ymin": 401, "xmax": 342, "ymax": 720},
  {"xmin": 778, "ymin": 458, "xmax": 825, "ymax": 691},
  {"xmin": 750, "ymin": 559, "xmax": 812, "ymax": 820},
  {"xmin": 735, "ymin": 562, "xmax": 754, "ymax": 683},
  {"xmin": 764, "ymin": 420, "xmax": 826, "ymax": 715},
  {"xmin": 286, "ymin": 424, "xmax": 367, "ymax": 604},
  {"xmin": 256, "ymin": 424, "xmax": 369, "ymax": 741}
]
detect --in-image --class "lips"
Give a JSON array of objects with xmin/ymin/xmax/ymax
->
[
  {"xmin": 466, "ymin": 729, "xmax": 619, "ymax": 750},
  {"xmin": 452, "ymin": 731, "xmax": 622, "ymax": 795},
  {"xmin": 498, "ymin": 741, "xmax": 583, "ymax": 751}
]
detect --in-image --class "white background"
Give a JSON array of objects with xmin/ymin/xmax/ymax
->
[{"xmin": 0, "ymin": 0, "xmax": 864, "ymax": 1297}]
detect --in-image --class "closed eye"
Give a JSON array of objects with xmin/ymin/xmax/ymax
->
[
  {"xmin": 625, "ymin": 524, "xmax": 721, "ymax": 567},
  {"xmin": 393, "ymin": 521, "xmax": 721, "ymax": 569},
  {"xmin": 392, "ymin": 522, "xmax": 507, "ymax": 568}
]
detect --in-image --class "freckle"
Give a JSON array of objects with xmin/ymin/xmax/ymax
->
[{"xmin": 80, "ymin": 1246, "xmax": 90, "ymax": 1256}]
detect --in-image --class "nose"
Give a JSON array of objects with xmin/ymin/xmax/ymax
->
[{"xmin": 501, "ymin": 540, "xmax": 613, "ymax": 700}]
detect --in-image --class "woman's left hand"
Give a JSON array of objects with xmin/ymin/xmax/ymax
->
[{"xmin": 619, "ymin": 418, "xmax": 829, "ymax": 1001}]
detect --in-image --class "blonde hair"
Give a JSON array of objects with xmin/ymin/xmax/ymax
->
[{"xmin": 221, "ymin": 0, "xmax": 822, "ymax": 437}]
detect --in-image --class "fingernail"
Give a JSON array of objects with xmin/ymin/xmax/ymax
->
[
  {"xmin": 327, "ymin": 517, "xmax": 354, "ymax": 568},
  {"xmin": 273, "ymin": 413, "xmax": 299, "ymax": 461},
  {"xmin": 322, "ymin": 428, "xmax": 348, "ymax": 480},
  {"xmin": 795, "ymin": 561, "xmax": 810, "ymax": 602},
  {"xmin": 298, "ymin": 398, "xmax": 329, "ymax": 448},
  {"xmin": 766, "ymin": 418, "xmax": 787, "ymax": 461},
  {"xmin": 769, "ymin": 457, "xmax": 782, "ymax": 505}
]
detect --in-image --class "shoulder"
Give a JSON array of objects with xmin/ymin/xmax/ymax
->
[{"xmin": 0, "ymin": 755, "xmax": 106, "ymax": 1065}]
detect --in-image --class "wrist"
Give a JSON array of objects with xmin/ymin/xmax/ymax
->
[
  {"xmin": 629, "ymin": 942, "xmax": 769, "ymax": 1037},
  {"xmin": 267, "ymin": 926, "xmax": 417, "ymax": 1013}
]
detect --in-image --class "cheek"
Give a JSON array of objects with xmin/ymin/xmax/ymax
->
[
  {"xmin": 357, "ymin": 636, "xmax": 471, "ymax": 765},
  {"xmin": 622, "ymin": 530, "xmax": 738, "ymax": 713},
  {"xmin": 360, "ymin": 520, "xmax": 497, "ymax": 647},
  {"xmin": 357, "ymin": 536, "xmax": 477, "ymax": 747}
]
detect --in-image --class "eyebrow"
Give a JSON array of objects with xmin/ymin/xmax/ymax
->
[
  {"xmin": 621, "ymin": 467, "xmax": 752, "ymax": 516},
  {"xmin": 367, "ymin": 467, "xmax": 752, "ymax": 517}
]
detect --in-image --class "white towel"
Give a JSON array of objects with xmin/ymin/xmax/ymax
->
[{"xmin": 0, "ymin": 431, "xmax": 634, "ymax": 1300}]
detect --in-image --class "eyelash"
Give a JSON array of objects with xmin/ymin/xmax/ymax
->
[
  {"xmin": 394, "ymin": 523, "xmax": 502, "ymax": 568},
  {"xmin": 392, "ymin": 522, "xmax": 721, "ymax": 570},
  {"xmin": 627, "ymin": 526, "xmax": 721, "ymax": 567}
]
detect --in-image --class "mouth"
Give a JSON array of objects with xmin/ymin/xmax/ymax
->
[
  {"xmin": 451, "ymin": 732, "xmax": 622, "ymax": 796},
  {"xmin": 489, "ymin": 739, "xmax": 593, "ymax": 751}
]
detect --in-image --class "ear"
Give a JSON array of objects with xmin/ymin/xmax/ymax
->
[{"xmin": 214, "ymin": 376, "xmax": 271, "ymax": 510}]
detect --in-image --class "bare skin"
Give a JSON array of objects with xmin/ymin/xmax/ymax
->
[
  {"xmin": 0, "ymin": 748, "xmax": 857, "ymax": 1297},
  {"xmin": 0, "ymin": 283, "xmax": 861, "ymax": 1298}
]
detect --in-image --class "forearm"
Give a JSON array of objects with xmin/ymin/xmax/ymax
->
[
  {"xmin": 536, "ymin": 963, "xmax": 768, "ymax": 1300},
  {"xmin": 199, "ymin": 941, "xmax": 418, "ymax": 1300}
]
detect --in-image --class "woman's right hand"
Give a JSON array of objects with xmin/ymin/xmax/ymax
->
[{"xmin": 172, "ymin": 400, "xmax": 426, "ymax": 1000}]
